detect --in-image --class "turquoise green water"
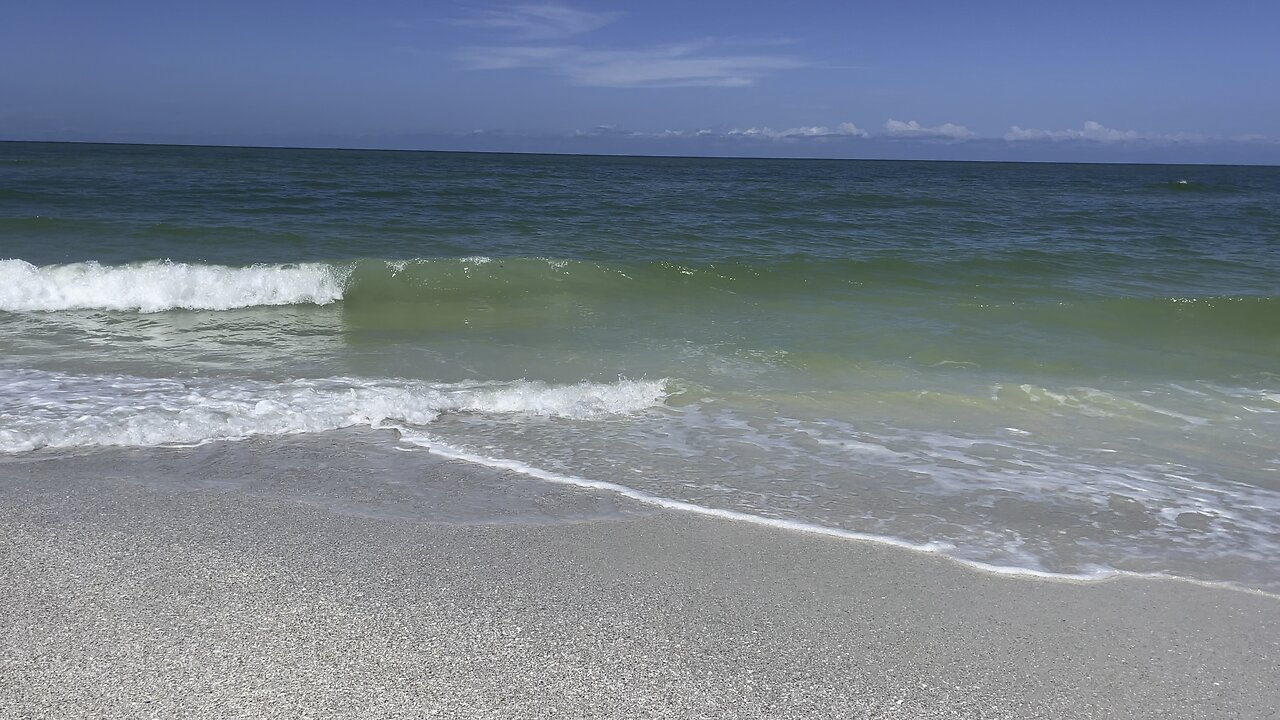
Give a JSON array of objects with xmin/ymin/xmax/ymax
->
[{"xmin": 2, "ymin": 141, "xmax": 1279, "ymax": 589}]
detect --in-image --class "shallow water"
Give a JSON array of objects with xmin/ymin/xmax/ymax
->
[{"xmin": 2, "ymin": 141, "xmax": 1278, "ymax": 590}]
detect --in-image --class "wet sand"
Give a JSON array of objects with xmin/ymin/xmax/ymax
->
[{"xmin": 2, "ymin": 451, "xmax": 1278, "ymax": 719}]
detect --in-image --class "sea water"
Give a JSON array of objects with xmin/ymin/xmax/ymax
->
[{"xmin": 2, "ymin": 142, "xmax": 1278, "ymax": 590}]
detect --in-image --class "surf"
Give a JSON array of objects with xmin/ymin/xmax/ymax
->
[
  {"xmin": 0, "ymin": 259, "xmax": 346, "ymax": 312},
  {"xmin": 0, "ymin": 368, "xmax": 670, "ymax": 453}
]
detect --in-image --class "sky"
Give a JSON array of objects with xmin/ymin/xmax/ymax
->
[{"xmin": 2, "ymin": 0, "xmax": 1279, "ymax": 163}]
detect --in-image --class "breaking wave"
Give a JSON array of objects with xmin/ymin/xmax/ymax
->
[
  {"xmin": 0, "ymin": 369, "xmax": 669, "ymax": 453},
  {"xmin": 2, "ymin": 258, "xmax": 1277, "ymax": 347},
  {"xmin": 0, "ymin": 259, "xmax": 346, "ymax": 312}
]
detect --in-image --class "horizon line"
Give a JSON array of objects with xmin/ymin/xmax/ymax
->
[{"xmin": 1, "ymin": 137, "xmax": 1276, "ymax": 169}]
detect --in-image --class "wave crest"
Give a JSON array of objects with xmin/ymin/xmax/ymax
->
[{"xmin": 0, "ymin": 259, "xmax": 346, "ymax": 313}]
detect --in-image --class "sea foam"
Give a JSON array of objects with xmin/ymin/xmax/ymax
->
[
  {"xmin": 0, "ymin": 369, "xmax": 668, "ymax": 453},
  {"xmin": 0, "ymin": 259, "xmax": 346, "ymax": 313}
]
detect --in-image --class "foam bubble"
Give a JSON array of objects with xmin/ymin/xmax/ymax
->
[
  {"xmin": 393, "ymin": 431, "xmax": 1129, "ymax": 584},
  {"xmin": 0, "ymin": 369, "xmax": 668, "ymax": 453},
  {"xmin": 0, "ymin": 259, "xmax": 347, "ymax": 313}
]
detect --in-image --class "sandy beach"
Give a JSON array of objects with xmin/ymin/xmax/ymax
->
[{"xmin": 2, "ymin": 443, "xmax": 1277, "ymax": 720}]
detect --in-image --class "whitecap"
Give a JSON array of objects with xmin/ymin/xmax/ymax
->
[{"xmin": 0, "ymin": 259, "xmax": 347, "ymax": 313}]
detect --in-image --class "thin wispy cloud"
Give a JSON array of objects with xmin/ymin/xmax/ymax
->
[
  {"xmin": 1005, "ymin": 121, "xmax": 1140, "ymax": 143},
  {"xmin": 453, "ymin": 3, "xmax": 807, "ymax": 88},
  {"xmin": 1003, "ymin": 121, "xmax": 1211, "ymax": 144},
  {"xmin": 454, "ymin": 4, "xmax": 620, "ymax": 40},
  {"xmin": 460, "ymin": 43, "xmax": 806, "ymax": 88},
  {"xmin": 460, "ymin": 45, "xmax": 569, "ymax": 70},
  {"xmin": 574, "ymin": 123, "xmax": 867, "ymax": 140},
  {"xmin": 498, "ymin": 122, "xmax": 1275, "ymax": 155},
  {"xmin": 883, "ymin": 119, "xmax": 975, "ymax": 140},
  {"xmin": 723, "ymin": 123, "xmax": 867, "ymax": 139}
]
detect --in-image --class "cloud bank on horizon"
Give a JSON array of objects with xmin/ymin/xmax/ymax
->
[
  {"xmin": 0, "ymin": 0, "xmax": 1276, "ymax": 162},
  {"xmin": 565, "ymin": 119, "xmax": 1269, "ymax": 147}
]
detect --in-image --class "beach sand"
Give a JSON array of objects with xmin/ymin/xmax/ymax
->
[{"xmin": 2, "ymin": 446, "xmax": 1278, "ymax": 719}]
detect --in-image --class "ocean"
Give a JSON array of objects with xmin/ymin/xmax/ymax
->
[{"xmin": 2, "ymin": 141, "xmax": 1278, "ymax": 592}]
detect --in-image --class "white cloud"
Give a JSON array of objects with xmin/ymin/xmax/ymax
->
[
  {"xmin": 572, "ymin": 125, "xmax": 641, "ymax": 137},
  {"xmin": 473, "ymin": 123, "xmax": 1277, "ymax": 159},
  {"xmin": 882, "ymin": 119, "xmax": 974, "ymax": 140},
  {"xmin": 1004, "ymin": 120, "xmax": 1145, "ymax": 142},
  {"xmin": 455, "ymin": 5, "xmax": 806, "ymax": 88},
  {"xmin": 573, "ymin": 123, "xmax": 867, "ymax": 141},
  {"xmin": 455, "ymin": 4, "xmax": 619, "ymax": 39},
  {"xmin": 724, "ymin": 123, "xmax": 868, "ymax": 139},
  {"xmin": 461, "ymin": 43, "xmax": 806, "ymax": 88}
]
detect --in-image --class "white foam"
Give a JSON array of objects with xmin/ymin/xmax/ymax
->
[
  {"xmin": 0, "ymin": 369, "xmax": 668, "ymax": 453},
  {"xmin": 6, "ymin": 368, "xmax": 1274, "ymax": 595},
  {"xmin": 1006, "ymin": 383, "xmax": 1211, "ymax": 425},
  {"xmin": 395, "ymin": 431, "xmax": 1280, "ymax": 597},
  {"xmin": 0, "ymin": 259, "xmax": 347, "ymax": 313},
  {"xmin": 393, "ymin": 430, "xmax": 1125, "ymax": 583}
]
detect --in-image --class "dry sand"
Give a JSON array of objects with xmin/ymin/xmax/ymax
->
[{"xmin": 2, "ymin": 451, "xmax": 1278, "ymax": 719}]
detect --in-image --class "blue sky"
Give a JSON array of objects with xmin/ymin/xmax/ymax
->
[{"xmin": 3, "ymin": 0, "xmax": 1278, "ymax": 163}]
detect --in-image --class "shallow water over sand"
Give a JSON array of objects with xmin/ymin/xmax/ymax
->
[{"xmin": 3, "ymin": 142, "xmax": 1279, "ymax": 589}]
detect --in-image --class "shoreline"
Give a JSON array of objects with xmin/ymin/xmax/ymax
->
[
  {"xmin": 13, "ymin": 433, "xmax": 1277, "ymax": 596},
  {"xmin": 402, "ymin": 431, "xmax": 1280, "ymax": 598},
  {"xmin": 3, "ymin": 448, "xmax": 1278, "ymax": 718}
]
